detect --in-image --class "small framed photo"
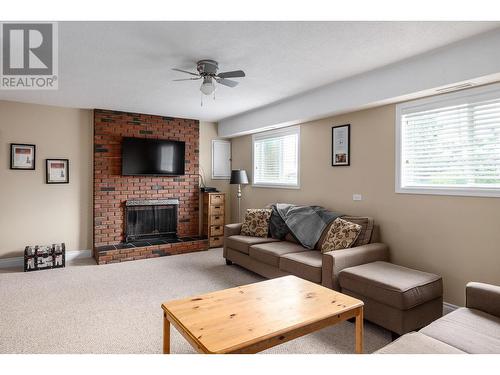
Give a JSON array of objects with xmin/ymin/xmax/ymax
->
[
  {"xmin": 46, "ymin": 159, "xmax": 69, "ymax": 184},
  {"xmin": 331, "ymin": 124, "xmax": 350, "ymax": 166},
  {"xmin": 10, "ymin": 143, "xmax": 36, "ymax": 170}
]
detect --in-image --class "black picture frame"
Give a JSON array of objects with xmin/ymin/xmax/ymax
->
[
  {"xmin": 46, "ymin": 159, "xmax": 69, "ymax": 184},
  {"xmin": 331, "ymin": 124, "xmax": 351, "ymax": 167},
  {"xmin": 10, "ymin": 143, "xmax": 36, "ymax": 170}
]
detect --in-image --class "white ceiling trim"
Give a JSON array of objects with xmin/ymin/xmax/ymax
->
[{"xmin": 218, "ymin": 28, "xmax": 500, "ymax": 138}]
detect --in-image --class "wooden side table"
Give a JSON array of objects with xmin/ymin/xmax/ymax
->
[{"xmin": 202, "ymin": 192, "xmax": 225, "ymax": 248}]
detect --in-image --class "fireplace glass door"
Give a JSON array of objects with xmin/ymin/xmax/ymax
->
[{"xmin": 125, "ymin": 204, "xmax": 177, "ymax": 242}]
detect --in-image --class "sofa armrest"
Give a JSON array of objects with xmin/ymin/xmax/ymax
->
[
  {"xmin": 224, "ymin": 223, "xmax": 242, "ymax": 238},
  {"xmin": 223, "ymin": 223, "xmax": 242, "ymax": 258},
  {"xmin": 321, "ymin": 243, "xmax": 389, "ymax": 290},
  {"xmin": 466, "ymin": 282, "xmax": 500, "ymax": 318}
]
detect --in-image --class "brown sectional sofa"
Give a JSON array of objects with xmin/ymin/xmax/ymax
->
[
  {"xmin": 377, "ymin": 282, "xmax": 500, "ymax": 353},
  {"xmin": 223, "ymin": 216, "xmax": 389, "ymax": 290}
]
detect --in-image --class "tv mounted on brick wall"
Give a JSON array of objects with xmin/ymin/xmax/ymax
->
[{"xmin": 121, "ymin": 137, "xmax": 185, "ymax": 176}]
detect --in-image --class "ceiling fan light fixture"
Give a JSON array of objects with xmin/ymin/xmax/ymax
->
[
  {"xmin": 200, "ymin": 77, "xmax": 216, "ymax": 95},
  {"xmin": 173, "ymin": 60, "xmax": 245, "ymax": 100}
]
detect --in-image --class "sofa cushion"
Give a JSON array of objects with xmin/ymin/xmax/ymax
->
[
  {"xmin": 320, "ymin": 218, "xmax": 362, "ymax": 253},
  {"xmin": 420, "ymin": 307, "xmax": 500, "ymax": 354},
  {"xmin": 284, "ymin": 232, "xmax": 299, "ymax": 244},
  {"xmin": 268, "ymin": 205, "xmax": 289, "ymax": 240},
  {"xmin": 240, "ymin": 209, "xmax": 272, "ymax": 237},
  {"xmin": 338, "ymin": 261, "xmax": 442, "ymax": 310},
  {"xmin": 375, "ymin": 332, "xmax": 465, "ymax": 354},
  {"xmin": 341, "ymin": 216, "xmax": 374, "ymax": 247},
  {"xmin": 225, "ymin": 235, "xmax": 279, "ymax": 255},
  {"xmin": 249, "ymin": 241, "xmax": 306, "ymax": 267},
  {"xmin": 279, "ymin": 251, "xmax": 322, "ymax": 283},
  {"xmin": 315, "ymin": 216, "xmax": 373, "ymax": 249}
]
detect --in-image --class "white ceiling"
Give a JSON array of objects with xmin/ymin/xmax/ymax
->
[{"xmin": 1, "ymin": 21, "xmax": 499, "ymax": 122}]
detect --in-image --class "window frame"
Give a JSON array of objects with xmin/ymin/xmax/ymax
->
[
  {"xmin": 251, "ymin": 126, "xmax": 301, "ymax": 189},
  {"xmin": 395, "ymin": 83, "xmax": 500, "ymax": 198}
]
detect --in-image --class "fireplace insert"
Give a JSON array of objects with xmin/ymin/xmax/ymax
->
[{"xmin": 125, "ymin": 199, "xmax": 179, "ymax": 242}]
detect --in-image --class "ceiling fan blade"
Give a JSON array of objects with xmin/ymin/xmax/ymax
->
[
  {"xmin": 217, "ymin": 70, "xmax": 246, "ymax": 79},
  {"xmin": 172, "ymin": 77, "xmax": 201, "ymax": 81},
  {"xmin": 216, "ymin": 78, "xmax": 239, "ymax": 88},
  {"xmin": 172, "ymin": 68, "xmax": 199, "ymax": 77}
]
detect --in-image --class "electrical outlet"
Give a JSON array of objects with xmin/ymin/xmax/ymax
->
[{"xmin": 353, "ymin": 194, "xmax": 362, "ymax": 201}]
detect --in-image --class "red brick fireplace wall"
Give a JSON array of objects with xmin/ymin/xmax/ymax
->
[{"xmin": 93, "ymin": 109, "xmax": 200, "ymax": 251}]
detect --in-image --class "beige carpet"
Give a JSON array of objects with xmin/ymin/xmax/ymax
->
[{"xmin": 0, "ymin": 248, "xmax": 390, "ymax": 354}]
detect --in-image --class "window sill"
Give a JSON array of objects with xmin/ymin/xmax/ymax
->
[
  {"xmin": 396, "ymin": 186, "xmax": 500, "ymax": 198},
  {"xmin": 252, "ymin": 183, "xmax": 301, "ymax": 190},
  {"xmin": 211, "ymin": 176, "xmax": 230, "ymax": 180}
]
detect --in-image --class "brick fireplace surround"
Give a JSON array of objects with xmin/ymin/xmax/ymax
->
[{"xmin": 93, "ymin": 109, "xmax": 208, "ymax": 264}]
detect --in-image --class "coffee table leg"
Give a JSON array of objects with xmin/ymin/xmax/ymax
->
[
  {"xmin": 163, "ymin": 312, "xmax": 170, "ymax": 354},
  {"xmin": 355, "ymin": 307, "xmax": 363, "ymax": 354}
]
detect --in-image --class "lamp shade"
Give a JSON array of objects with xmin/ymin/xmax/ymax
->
[
  {"xmin": 230, "ymin": 169, "xmax": 249, "ymax": 185},
  {"xmin": 200, "ymin": 77, "xmax": 216, "ymax": 95}
]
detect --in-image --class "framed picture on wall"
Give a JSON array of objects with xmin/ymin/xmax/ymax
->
[
  {"xmin": 46, "ymin": 159, "xmax": 69, "ymax": 184},
  {"xmin": 331, "ymin": 124, "xmax": 350, "ymax": 166},
  {"xmin": 10, "ymin": 143, "xmax": 36, "ymax": 170}
]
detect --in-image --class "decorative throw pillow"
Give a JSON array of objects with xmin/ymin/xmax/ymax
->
[
  {"xmin": 320, "ymin": 218, "xmax": 362, "ymax": 253},
  {"xmin": 240, "ymin": 209, "xmax": 272, "ymax": 238}
]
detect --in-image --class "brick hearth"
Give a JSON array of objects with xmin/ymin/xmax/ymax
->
[
  {"xmin": 93, "ymin": 109, "xmax": 207, "ymax": 264},
  {"xmin": 95, "ymin": 237, "xmax": 208, "ymax": 265}
]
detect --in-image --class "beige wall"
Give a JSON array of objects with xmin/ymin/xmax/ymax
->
[
  {"xmin": 0, "ymin": 101, "xmax": 93, "ymax": 258},
  {"xmin": 198, "ymin": 122, "xmax": 231, "ymax": 231},
  {"xmin": 0, "ymin": 106, "xmax": 225, "ymax": 259},
  {"xmin": 230, "ymin": 104, "xmax": 500, "ymax": 306}
]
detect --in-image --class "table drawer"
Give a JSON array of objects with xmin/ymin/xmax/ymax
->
[
  {"xmin": 210, "ymin": 205, "xmax": 224, "ymax": 215},
  {"xmin": 210, "ymin": 194, "xmax": 225, "ymax": 206},
  {"xmin": 210, "ymin": 225, "xmax": 224, "ymax": 237},
  {"xmin": 210, "ymin": 215, "xmax": 224, "ymax": 226},
  {"xmin": 209, "ymin": 236, "xmax": 223, "ymax": 248}
]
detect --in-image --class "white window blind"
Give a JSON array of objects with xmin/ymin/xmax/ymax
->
[
  {"xmin": 252, "ymin": 126, "xmax": 300, "ymax": 188},
  {"xmin": 396, "ymin": 84, "xmax": 500, "ymax": 197}
]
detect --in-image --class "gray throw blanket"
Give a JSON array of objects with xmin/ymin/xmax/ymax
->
[{"xmin": 271, "ymin": 203, "xmax": 342, "ymax": 249}]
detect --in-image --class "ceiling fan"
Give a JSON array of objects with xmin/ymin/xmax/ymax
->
[{"xmin": 172, "ymin": 59, "xmax": 246, "ymax": 96}]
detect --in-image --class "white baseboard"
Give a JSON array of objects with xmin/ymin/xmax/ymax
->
[
  {"xmin": 0, "ymin": 250, "xmax": 92, "ymax": 269},
  {"xmin": 0, "ymin": 256, "xmax": 23, "ymax": 268},
  {"xmin": 443, "ymin": 301, "xmax": 459, "ymax": 315},
  {"xmin": 67, "ymin": 249, "xmax": 92, "ymax": 260}
]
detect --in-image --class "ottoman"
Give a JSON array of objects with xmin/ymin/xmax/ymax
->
[{"xmin": 338, "ymin": 261, "xmax": 443, "ymax": 336}]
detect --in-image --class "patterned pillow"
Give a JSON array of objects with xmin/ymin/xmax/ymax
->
[
  {"xmin": 240, "ymin": 209, "xmax": 272, "ymax": 238},
  {"xmin": 321, "ymin": 218, "xmax": 362, "ymax": 253}
]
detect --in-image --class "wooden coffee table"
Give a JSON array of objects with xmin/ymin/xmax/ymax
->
[{"xmin": 161, "ymin": 275, "xmax": 364, "ymax": 354}]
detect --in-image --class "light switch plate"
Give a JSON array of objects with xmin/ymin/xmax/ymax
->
[{"xmin": 353, "ymin": 194, "xmax": 362, "ymax": 201}]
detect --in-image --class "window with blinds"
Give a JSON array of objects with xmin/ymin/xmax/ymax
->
[
  {"xmin": 396, "ymin": 84, "xmax": 500, "ymax": 197},
  {"xmin": 252, "ymin": 126, "xmax": 300, "ymax": 188}
]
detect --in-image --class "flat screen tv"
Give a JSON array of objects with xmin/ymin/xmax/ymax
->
[{"xmin": 121, "ymin": 137, "xmax": 185, "ymax": 176}]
